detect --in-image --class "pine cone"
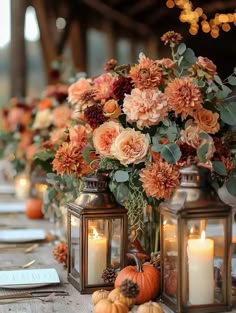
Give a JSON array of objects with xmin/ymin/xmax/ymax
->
[
  {"xmin": 120, "ymin": 279, "xmax": 140, "ymax": 298},
  {"xmin": 150, "ymin": 252, "xmax": 161, "ymax": 270},
  {"xmin": 53, "ymin": 242, "xmax": 68, "ymax": 267},
  {"xmin": 101, "ymin": 267, "xmax": 117, "ymax": 284}
]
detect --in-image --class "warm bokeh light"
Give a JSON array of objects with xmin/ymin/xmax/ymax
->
[
  {"xmin": 167, "ymin": 0, "xmax": 236, "ymax": 38},
  {"xmin": 0, "ymin": 0, "xmax": 10, "ymax": 48}
]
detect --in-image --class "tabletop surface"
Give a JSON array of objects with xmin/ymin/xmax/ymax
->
[{"xmin": 0, "ymin": 196, "xmax": 236, "ymax": 313}]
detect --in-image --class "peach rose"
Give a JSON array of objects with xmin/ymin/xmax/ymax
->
[
  {"xmin": 197, "ymin": 133, "xmax": 216, "ymax": 162},
  {"xmin": 193, "ymin": 109, "xmax": 220, "ymax": 134},
  {"xmin": 110, "ymin": 129, "xmax": 149, "ymax": 166},
  {"xmin": 93, "ymin": 120, "xmax": 123, "ymax": 157},
  {"xmin": 68, "ymin": 78, "xmax": 92, "ymax": 105},
  {"xmin": 52, "ymin": 105, "xmax": 72, "ymax": 128},
  {"xmin": 103, "ymin": 99, "xmax": 121, "ymax": 118},
  {"xmin": 93, "ymin": 73, "xmax": 114, "ymax": 101},
  {"xmin": 180, "ymin": 119, "xmax": 201, "ymax": 148},
  {"xmin": 32, "ymin": 109, "xmax": 53, "ymax": 129}
]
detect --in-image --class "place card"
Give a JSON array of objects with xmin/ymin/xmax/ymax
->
[
  {"xmin": 0, "ymin": 268, "xmax": 60, "ymax": 288},
  {"xmin": 0, "ymin": 229, "xmax": 46, "ymax": 243}
]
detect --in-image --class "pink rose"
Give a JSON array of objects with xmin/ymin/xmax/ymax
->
[
  {"xmin": 68, "ymin": 78, "xmax": 92, "ymax": 105},
  {"xmin": 110, "ymin": 129, "xmax": 149, "ymax": 166},
  {"xmin": 93, "ymin": 120, "xmax": 123, "ymax": 157},
  {"xmin": 93, "ymin": 73, "xmax": 114, "ymax": 101}
]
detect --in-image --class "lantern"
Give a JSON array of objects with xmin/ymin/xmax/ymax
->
[
  {"xmin": 67, "ymin": 173, "xmax": 128, "ymax": 294},
  {"xmin": 160, "ymin": 165, "xmax": 232, "ymax": 313}
]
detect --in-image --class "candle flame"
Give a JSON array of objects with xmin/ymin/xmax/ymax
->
[
  {"xmin": 19, "ymin": 178, "xmax": 29, "ymax": 187},
  {"xmin": 190, "ymin": 226, "xmax": 194, "ymax": 234},
  {"xmin": 93, "ymin": 228, "xmax": 99, "ymax": 239},
  {"xmin": 200, "ymin": 230, "xmax": 206, "ymax": 241}
]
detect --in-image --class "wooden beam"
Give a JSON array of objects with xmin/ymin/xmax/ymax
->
[
  {"xmin": 126, "ymin": 0, "xmax": 156, "ymax": 17},
  {"xmin": 69, "ymin": 18, "xmax": 87, "ymax": 72},
  {"xmin": 81, "ymin": 0, "xmax": 151, "ymax": 36},
  {"xmin": 10, "ymin": 0, "xmax": 28, "ymax": 97},
  {"xmin": 31, "ymin": 0, "xmax": 57, "ymax": 83},
  {"xmin": 146, "ymin": 34, "xmax": 159, "ymax": 60},
  {"xmin": 102, "ymin": 20, "xmax": 116, "ymax": 60}
]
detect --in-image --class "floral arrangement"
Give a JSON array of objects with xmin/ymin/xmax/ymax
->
[{"xmin": 44, "ymin": 31, "xmax": 236, "ymax": 240}]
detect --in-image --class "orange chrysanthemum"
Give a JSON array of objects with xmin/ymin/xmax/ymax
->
[
  {"xmin": 129, "ymin": 56, "xmax": 162, "ymax": 90},
  {"xmin": 165, "ymin": 77, "xmax": 203, "ymax": 119},
  {"xmin": 140, "ymin": 161, "xmax": 180, "ymax": 200},
  {"xmin": 52, "ymin": 142, "xmax": 80, "ymax": 176}
]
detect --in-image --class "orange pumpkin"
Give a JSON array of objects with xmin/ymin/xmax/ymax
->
[
  {"xmin": 108, "ymin": 287, "xmax": 136, "ymax": 308},
  {"xmin": 92, "ymin": 289, "xmax": 109, "ymax": 305},
  {"xmin": 115, "ymin": 253, "xmax": 160, "ymax": 305},
  {"xmin": 25, "ymin": 198, "xmax": 44, "ymax": 219},
  {"xmin": 94, "ymin": 299, "xmax": 128, "ymax": 313}
]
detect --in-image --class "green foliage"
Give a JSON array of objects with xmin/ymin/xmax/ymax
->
[
  {"xmin": 34, "ymin": 150, "xmax": 55, "ymax": 161},
  {"xmin": 217, "ymin": 102, "xmax": 236, "ymax": 126},
  {"xmin": 225, "ymin": 175, "xmax": 236, "ymax": 197},
  {"xmin": 197, "ymin": 143, "xmax": 209, "ymax": 163},
  {"xmin": 212, "ymin": 161, "xmax": 227, "ymax": 176}
]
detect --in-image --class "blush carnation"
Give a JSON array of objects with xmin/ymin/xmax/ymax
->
[
  {"xmin": 123, "ymin": 88, "xmax": 168, "ymax": 129},
  {"xmin": 110, "ymin": 129, "xmax": 149, "ymax": 166},
  {"xmin": 140, "ymin": 161, "xmax": 179, "ymax": 200}
]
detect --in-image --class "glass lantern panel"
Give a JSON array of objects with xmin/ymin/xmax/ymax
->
[
  {"xmin": 184, "ymin": 218, "xmax": 226, "ymax": 306},
  {"xmin": 87, "ymin": 219, "xmax": 109, "ymax": 285},
  {"xmin": 70, "ymin": 214, "xmax": 81, "ymax": 278},
  {"xmin": 110, "ymin": 219, "xmax": 122, "ymax": 269},
  {"xmin": 162, "ymin": 215, "xmax": 178, "ymax": 300}
]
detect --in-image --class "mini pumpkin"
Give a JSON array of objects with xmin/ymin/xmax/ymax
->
[
  {"xmin": 25, "ymin": 197, "xmax": 44, "ymax": 219},
  {"xmin": 94, "ymin": 299, "xmax": 128, "ymax": 313},
  {"xmin": 137, "ymin": 301, "xmax": 164, "ymax": 313},
  {"xmin": 92, "ymin": 289, "xmax": 109, "ymax": 305},
  {"xmin": 108, "ymin": 287, "xmax": 135, "ymax": 308},
  {"xmin": 115, "ymin": 253, "xmax": 160, "ymax": 304}
]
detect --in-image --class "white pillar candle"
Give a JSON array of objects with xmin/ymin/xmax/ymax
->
[
  {"xmin": 88, "ymin": 228, "xmax": 107, "ymax": 284},
  {"xmin": 188, "ymin": 231, "xmax": 214, "ymax": 305},
  {"xmin": 15, "ymin": 175, "xmax": 31, "ymax": 200}
]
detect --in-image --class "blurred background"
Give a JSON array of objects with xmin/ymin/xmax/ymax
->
[{"xmin": 0, "ymin": 0, "xmax": 235, "ymax": 106}]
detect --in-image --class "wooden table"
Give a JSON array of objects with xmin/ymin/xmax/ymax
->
[{"xmin": 0, "ymin": 202, "xmax": 235, "ymax": 313}]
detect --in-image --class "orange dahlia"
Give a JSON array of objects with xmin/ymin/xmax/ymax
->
[
  {"xmin": 129, "ymin": 56, "xmax": 162, "ymax": 89},
  {"xmin": 140, "ymin": 161, "xmax": 180, "ymax": 200},
  {"xmin": 165, "ymin": 77, "xmax": 203, "ymax": 119},
  {"xmin": 52, "ymin": 142, "xmax": 80, "ymax": 175}
]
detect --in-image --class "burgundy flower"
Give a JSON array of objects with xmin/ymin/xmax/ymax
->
[
  {"xmin": 177, "ymin": 143, "xmax": 197, "ymax": 166},
  {"xmin": 112, "ymin": 76, "xmax": 133, "ymax": 100},
  {"xmin": 84, "ymin": 105, "xmax": 106, "ymax": 129}
]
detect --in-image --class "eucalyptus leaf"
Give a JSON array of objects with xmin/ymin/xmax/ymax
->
[
  {"xmin": 212, "ymin": 161, "xmax": 227, "ymax": 176},
  {"xmin": 151, "ymin": 143, "xmax": 163, "ymax": 153},
  {"xmin": 228, "ymin": 76, "xmax": 236, "ymax": 86},
  {"xmin": 197, "ymin": 143, "xmax": 209, "ymax": 163},
  {"xmin": 183, "ymin": 48, "xmax": 197, "ymax": 64},
  {"xmin": 114, "ymin": 170, "xmax": 129, "ymax": 183},
  {"xmin": 199, "ymin": 132, "xmax": 209, "ymax": 139},
  {"xmin": 225, "ymin": 176, "xmax": 236, "ymax": 197},
  {"xmin": 82, "ymin": 146, "xmax": 94, "ymax": 164},
  {"xmin": 161, "ymin": 143, "xmax": 181, "ymax": 164},
  {"xmin": 222, "ymin": 85, "xmax": 232, "ymax": 97},
  {"xmin": 177, "ymin": 43, "xmax": 186, "ymax": 55},
  {"xmin": 217, "ymin": 102, "xmax": 236, "ymax": 126},
  {"xmin": 114, "ymin": 183, "xmax": 129, "ymax": 205},
  {"xmin": 34, "ymin": 150, "xmax": 55, "ymax": 161},
  {"xmin": 214, "ymin": 75, "xmax": 223, "ymax": 86}
]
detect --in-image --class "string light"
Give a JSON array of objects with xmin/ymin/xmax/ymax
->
[{"xmin": 166, "ymin": 0, "xmax": 236, "ymax": 38}]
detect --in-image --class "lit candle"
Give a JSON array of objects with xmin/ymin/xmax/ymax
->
[
  {"xmin": 188, "ymin": 231, "xmax": 214, "ymax": 305},
  {"xmin": 15, "ymin": 175, "xmax": 31, "ymax": 200},
  {"xmin": 88, "ymin": 228, "xmax": 107, "ymax": 284}
]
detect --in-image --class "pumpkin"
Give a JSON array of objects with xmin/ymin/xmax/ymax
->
[
  {"xmin": 164, "ymin": 271, "xmax": 177, "ymax": 297},
  {"xmin": 25, "ymin": 197, "xmax": 44, "ymax": 219},
  {"xmin": 92, "ymin": 289, "xmax": 109, "ymax": 305},
  {"xmin": 115, "ymin": 253, "xmax": 160, "ymax": 304},
  {"xmin": 137, "ymin": 301, "xmax": 164, "ymax": 313},
  {"xmin": 94, "ymin": 299, "xmax": 128, "ymax": 313},
  {"xmin": 108, "ymin": 287, "xmax": 136, "ymax": 308}
]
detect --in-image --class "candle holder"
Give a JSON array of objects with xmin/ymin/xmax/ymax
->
[
  {"xmin": 67, "ymin": 172, "xmax": 128, "ymax": 294},
  {"xmin": 14, "ymin": 172, "xmax": 31, "ymax": 200},
  {"xmin": 160, "ymin": 165, "xmax": 232, "ymax": 313}
]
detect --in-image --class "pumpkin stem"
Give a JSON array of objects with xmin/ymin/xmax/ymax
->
[{"xmin": 126, "ymin": 253, "xmax": 143, "ymax": 272}]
